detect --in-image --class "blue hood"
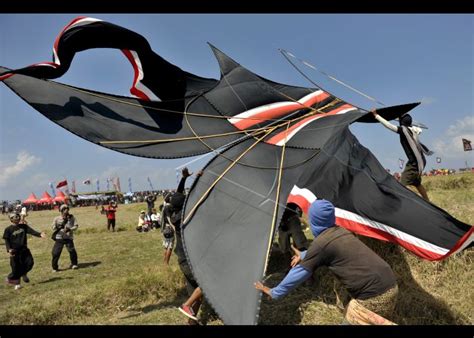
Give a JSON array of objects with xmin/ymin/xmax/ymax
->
[{"xmin": 309, "ymin": 199, "xmax": 335, "ymax": 238}]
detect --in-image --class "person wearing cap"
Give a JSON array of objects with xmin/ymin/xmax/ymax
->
[
  {"xmin": 370, "ymin": 109, "xmax": 433, "ymax": 201},
  {"xmin": 136, "ymin": 210, "xmax": 148, "ymax": 232},
  {"xmin": 255, "ymin": 199, "xmax": 398, "ymax": 325},
  {"xmin": 3, "ymin": 212, "xmax": 46, "ymax": 289},
  {"xmin": 51, "ymin": 204, "xmax": 79, "ymax": 272}
]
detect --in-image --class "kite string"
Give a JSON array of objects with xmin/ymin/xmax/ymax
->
[
  {"xmin": 280, "ymin": 49, "xmax": 386, "ymax": 107},
  {"xmin": 182, "ymin": 125, "xmax": 278, "ymax": 225},
  {"xmin": 263, "ymin": 121, "xmax": 290, "ymax": 276}
]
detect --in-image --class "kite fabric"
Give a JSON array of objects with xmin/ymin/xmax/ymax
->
[{"xmin": 1, "ymin": 17, "xmax": 472, "ymax": 325}]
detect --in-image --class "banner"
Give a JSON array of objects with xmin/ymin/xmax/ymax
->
[
  {"xmin": 71, "ymin": 181, "xmax": 76, "ymax": 194},
  {"xmin": 96, "ymin": 179, "xmax": 100, "ymax": 192},
  {"xmin": 48, "ymin": 182, "xmax": 56, "ymax": 197},
  {"xmin": 128, "ymin": 177, "xmax": 132, "ymax": 193},
  {"xmin": 106, "ymin": 178, "xmax": 110, "ymax": 191},
  {"xmin": 112, "ymin": 177, "xmax": 121, "ymax": 192}
]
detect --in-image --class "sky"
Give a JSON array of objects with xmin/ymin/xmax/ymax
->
[{"xmin": 0, "ymin": 14, "xmax": 473, "ymax": 201}]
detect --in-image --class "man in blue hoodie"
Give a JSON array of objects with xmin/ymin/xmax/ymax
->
[{"xmin": 255, "ymin": 199, "xmax": 398, "ymax": 325}]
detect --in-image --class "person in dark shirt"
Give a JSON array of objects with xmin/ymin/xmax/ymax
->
[
  {"xmin": 255, "ymin": 199, "xmax": 398, "ymax": 325},
  {"xmin": 145, "ymin": 193, "xmax": 157, "ymax": 216},
  {"xmin": 3, "ymin": 212, "xmax": 46, "ymax": 290},
  {"xmin": 371, "ymin": 109, "xmax": 433, "ymax": 201},
  {"xmin": 278, "ymin": 203, "xmax": 308, "ymax": 267}
]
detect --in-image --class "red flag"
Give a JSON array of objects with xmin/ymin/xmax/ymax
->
[{"xmin": 56, "ymin": 180, "xmax": 68, "ymax": 189}]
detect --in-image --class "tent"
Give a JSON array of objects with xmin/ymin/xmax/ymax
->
[
  {"xmin": 37, "ymin": 191, "xmax": 53, "ymax": 204},
  {"xmin": 53, "ymin": 190, "xmax": 69, "ymax": 203},
  {"xmin": 23, "ymin": 193, "xmax": 38, "ymax": 204}
]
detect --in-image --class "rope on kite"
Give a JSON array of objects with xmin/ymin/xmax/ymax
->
[
  {"xmin": 182, "ymin": 125, "xmax": 278, "ymax": 225},
  {"xmin": 263, "ymin": 121, "xmax": 290, "ymax": 275},
  {"xmin": 279, "ymin": 49, "xmax": 386, "ymax": 108}
]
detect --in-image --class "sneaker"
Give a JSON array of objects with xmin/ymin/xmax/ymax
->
[
  {"xmin": 52, "ymin": 269, "xmax": 59, "ymax": 273},
  {"xmin": 14, "ymin": 284, "xmax": 22, "ymax": 290},
  {"xmin": 71, "ymin": 265, "xmax": 79, "ymax": 270},
  {"xmin": 178, "ymin": 305, "xmax": 198, "ymax": 321},
  {"xmin": 22, "ymin": 275, "xmax": 30, "ymax": 283}
]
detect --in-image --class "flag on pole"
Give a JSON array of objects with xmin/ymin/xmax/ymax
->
[
  {"xmin": 176, "ymin": 170, "xmax": 180, "ymax": 184},
  {"xmin": 106, "ymin": 178, "xmax": 110, "ymax": 191},
  {"xmin": 147, "ymin": 177, "xmax": 154, "ymax": 191},
  {"xmin": 56, "ymin": 180, "xmax": 68, "ymax": 189},
  {"xmin": 128, "ymin": 177, "xmax": 133, "ymax": 193},
  {"xmin": 83, "ymin": 178, "xmax": 91, "ymax": 185},
  {"xmin": 436, "ymin": 157, "xmax": 441, "ymax": 163},
  {"xmin": 112, "ymin": 177, "xmax": 121, "ymax": 192},
  {"xmin": 462, "ymin": 138, "xmax": 472, "ymax": 151},
  {"xmin": 49, "ymin": 182, "xmax": 56, "ymax": 197},
  {"xmin": 71, "ymin": 180, "xmax": 76, "ymax": 193},
  {"xmin": 398, "ymin": 158, "xmax": 405, "ymax": 170},
  {"xmin": 96, "ymin": 179, "xmax": 100, "ymax": 192}
]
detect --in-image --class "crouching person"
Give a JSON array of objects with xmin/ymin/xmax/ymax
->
[
  {"xmin": 255, "ymin": 199, "xmax": 398, "ymax": 325},
  {"xmin": 3, "ymin": 212, "xmax": 46, "ymax": 290}
]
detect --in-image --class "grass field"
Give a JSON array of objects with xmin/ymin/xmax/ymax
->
[{"xmin": 0, "ymin": 173, "xmax": 472, "ymax": 325}]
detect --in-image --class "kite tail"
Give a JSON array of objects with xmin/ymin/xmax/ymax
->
[{"xmin": 0, "ymin": 16, "xmax": 187, "ymax": 101}]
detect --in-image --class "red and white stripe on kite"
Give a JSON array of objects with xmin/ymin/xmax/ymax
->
[
  {"xmin": 228, "ymin": 90, "xmax": 330, "ymax": 130},
  {"xmin": 53, "ymin": 17, "xmax": 103, "ymax": 65},
  {"xmin": 286, "ymin": 185, "xmax": 474, "ymax": 261},
  {"xmin": 287, "ymin": 185, "xmax": 317, "ymax": 213},
  {"xmin": 121, "ymin": 50, "xmax": 160, "ymax": 101},
  {"xmin": 266, "ymin": 103, "xmax": 357, "ymax": 145}
]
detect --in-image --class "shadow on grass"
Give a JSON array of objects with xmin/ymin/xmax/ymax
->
[
  {"xmin": 117, "ymin": 298, "xmax": 186, "ymax": 320},
  {"xmin": 37, "ymin": 276, "xmax": 73, "ymax": 284},
  {"xmin": 77, "ymin": 261, "xmax": 102, "ymax": 269}
]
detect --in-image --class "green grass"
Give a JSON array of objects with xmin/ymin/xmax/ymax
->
[{"xmin": 0, "ymin": 174, "xmax": 473, "ymax": 325}]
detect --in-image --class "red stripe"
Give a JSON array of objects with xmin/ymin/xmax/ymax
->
[
  {"xmin": 266, "ymin": 103, "xmax": 353, "ymax": 145},
  {"xmin": 121, "ymin": 49, "xmax": 150, "ymax": 101},
  {"xmin": 0, "ymin": 73, "xmax": 14, "ymax": 81},
  {"xmin": 335, "ymin": 216, "xmax": 474, "ymax": 261},
  {"xmin": 287, "ymin": 194, "xmax": 312, "ymax": 214},
  {"xmin": 233, "ymin": 92, "xmax": 330, "ymax": 130},
  {"xmin": 54, "ymin": 16, "xmax": 87, "ymax": 53}
]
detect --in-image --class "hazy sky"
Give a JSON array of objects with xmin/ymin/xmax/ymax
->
[{"xmin": 0, "ymin": 14, "xmax": 472, "ymax": 200}]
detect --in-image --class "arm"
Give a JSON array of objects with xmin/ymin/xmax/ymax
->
[
  {"xmin": 255, "ymin": 264, "xmax": 312, "ymax": 300},
  {"xmin": 68, "ymin": 216, "xmax": 79, "ymax": 231},
  {"xmin": 3, "ymin": 231, "xmax": 12, "ymax": 253},
  {"xmin": 371, "ymin": 109, "xmax": 398, "ymax": 133},
  {"xmin": 26, "ymin": 225, "xmax": 42, "ymax": 237},
  {"xmin": 177, "ymin": 167, "xmax": 192, "ymax": 193}
]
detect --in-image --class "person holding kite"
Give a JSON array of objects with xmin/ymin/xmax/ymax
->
[
  {"xmin": 255, "ymin": 199, "xmax": 398, "ymax": 325},
  {"xmin": 370, "ymin": 109, "xmax": 433, "ymax": 201}
]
